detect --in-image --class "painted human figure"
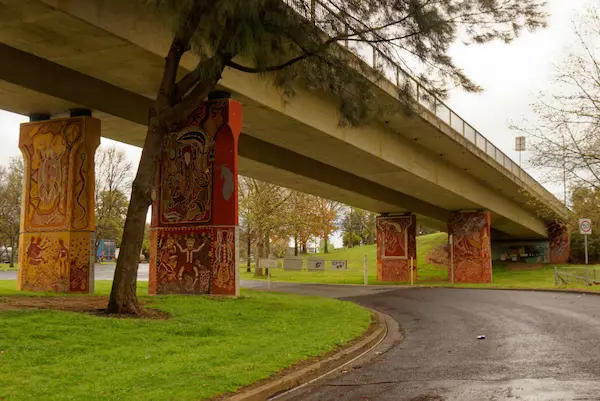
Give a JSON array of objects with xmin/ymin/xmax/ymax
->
[
  {"xmin": 26, "ymin": 237, "xmax": 48, "ymax": 265},
  {"xmin": 177, "ymin": 237, "xmax": 207, "ymax": 287},
  {"xmin": 56, "ymin": 239, "xmax": 69, "ymax": 276},
  {"xmin": 215, "ymin": 230, "xmax": 234, "ymax": 286}
]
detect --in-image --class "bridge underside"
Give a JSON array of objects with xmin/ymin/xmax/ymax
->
[{"xmin": 0, "ymin": 0, "xmax": 572, "ymax": 290}]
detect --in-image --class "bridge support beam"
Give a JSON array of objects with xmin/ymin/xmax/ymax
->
[
  {"xmin": 376, "ymin": 214, "xmax": 417, "ymax": 282},
  {"xmin": 548, "ymin": 222, "xmax": 570, "ymax": 264},
  {"xmin": 448, "ymin": 211, "xmax": 492, "ymax": 283},
  {"xmin": 18, "ymin": 116, "xmax": 100, "ymax": 293},
  {"xmin": 149, "ymin": 96, "xmax": 242, "ymax": 296}
]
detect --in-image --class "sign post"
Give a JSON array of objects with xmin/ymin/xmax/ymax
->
[{"xmin": 579, "ymin": 218, "xmax": 592, "ymax": 286}]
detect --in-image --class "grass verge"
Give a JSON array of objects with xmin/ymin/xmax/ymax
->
[{"xmin": 0, "ymin": 280, "xmax": 371, "ymax": 401}]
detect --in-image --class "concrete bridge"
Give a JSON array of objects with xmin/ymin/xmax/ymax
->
[{"xmin": 0, "ymin": 0, "xmax": 570, "ymax": 293}]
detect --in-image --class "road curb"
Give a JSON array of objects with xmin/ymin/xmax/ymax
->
[
  {"xmin": 221, "ymin": 310, "xmax": 387, "ymax": 401},
  {"xmin": 417, "ymin": 285, "xmax": 600, "ymax": 296}
]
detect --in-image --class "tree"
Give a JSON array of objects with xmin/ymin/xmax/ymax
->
[
  {"xmin": 0, "ymin": 158, "xmax": 23, "ymax": 267},
  {"xmin": 110, "ymin": 0, "xmax": 547, "ymax": 313},
  {"xmin": 95, "ymin": 146, "xmax": 133, "ymax": 257},
  {"xmin": 569, "ymin": 185, "xmax": 600, "ymax": 263},
  {"xmin": 312, "ymin": 198, "xmax": 341, "ymax": 253},
  {"xmin": 341, "ymin": 207, "xmax": 377, "ymax": 246},
  {"xmin": 512, "ymin": 7, "xmax": 600, "ymax": 196},
  {"xmin": 238, "ymin": 177, "xmax": 291, "ymax": 275}
]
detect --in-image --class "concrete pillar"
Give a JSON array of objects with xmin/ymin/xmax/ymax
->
[
  {"xmin": 448, "ymin": 211, "xmax": 492, "ymax": 283},
  {"xmin": 548, "ymin": 222, "xmax": 570, "ymax": 264},
  {"xmin": 376, "ymin": 214, "xmax": 417, "ymax": 282},
  {"xmin": 18, "ymin": 116, "xmax": 100, "ymax": 293},
  {"xmin": 149, "ymin": 97, "xmax": 242, "ymax": 296}
]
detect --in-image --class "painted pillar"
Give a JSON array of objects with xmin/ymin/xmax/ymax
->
[
  {"xmin": 548, "ymin": 222, "xmax": 570, "ymax": 264},
  {"xmin": 149, "ymin": 97, "xmax": 242, "ymax": 296},
  {"xmin": 376, "ymin": 214, "xmax": 417, "ymax": 282},
  {"xmin": 448, "ymin": 211, "xmax": 492, "ymax": 283},
  {"xmin": 18, "ymin": 116, "xmax": 100, "ymax": 293}
]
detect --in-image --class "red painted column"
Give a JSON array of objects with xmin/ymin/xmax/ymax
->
[
  {"xmin": 376, "ymin": 214, "xmax": 417, "ymax": 282},
  {"xmin": 149, "ymin": 97, "xmax": 242, "ymax": 296},
  {"xmin": 448, "ymin": 211, "xmax": 492, "ymax": 283},
  {"xmin": 548, "ymin": 222, "xmax": 570, "ymax": 264}
]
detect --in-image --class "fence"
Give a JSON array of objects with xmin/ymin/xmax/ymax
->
[
  {"xmin": 254, "ymin": 256, "xmax": 369, "ymax": 288},
  {"xmin": 282, "ymin": 0, "xmax": 565, "ymax": 215},
  {"xmin": 554, "ymin": 266, "xmax": 599, "ymax": 287}
]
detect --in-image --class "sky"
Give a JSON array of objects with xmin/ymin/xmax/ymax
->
[{"xmin": 0, "ymin": 0, "xmax": 592, "ymax": 247}]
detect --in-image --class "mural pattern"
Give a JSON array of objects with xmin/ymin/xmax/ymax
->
[
  {"xmin": 376, "ymin": 215, "xmax": 417, "ymax": 282},
  {"xmin": 160, "ymin": 128, "xmax": 213, "ymax": 224},
  {"xmin": 18, "ymin": 117, "xmax": 99, "ymax": 294},
  {"xmin": 19, "ymin": 232, "xmax": 91, "ymax": 293},
  {"xmin": 150, "ymin": 99, "xmax": 241, "ymax": 296},
  {"xmin": 548, "ymin": 222, "xmax": 570, "ymax": 264},
  {"xmin": 448, "ymin": 212, "xmax": 492, "ymax": 283}
]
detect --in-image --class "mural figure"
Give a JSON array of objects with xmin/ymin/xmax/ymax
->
[
  {"xmin": 26, "ymin": 237, "xmax": 49, "ymax": 265},
  {"xmin": 161, "ymin": 129, "xmax": 213, "ymax": 224},
  {"xmin": 214, "ymin": 229, "xmax": 234, "ymax": 288},
  {"xmin": 56, "ymin": 239, "xmax": 69, "ymax": 277}
]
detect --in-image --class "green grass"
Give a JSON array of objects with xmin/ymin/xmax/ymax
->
[
  {"xmin": 241, "ymin": 232, "xmax": 448, "ymax": 285},
  {"xmin": 240, "ymin": 233, "xmax": 600, "ymax": 292},
  {"xmin": 0, "ymin": 280, "xmax": 371, "ymax": 401},
  {"xmin": 0, "ymin": 263, "xmax": 18, "ymax": 271}
]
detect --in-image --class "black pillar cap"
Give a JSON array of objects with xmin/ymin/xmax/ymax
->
[
  {"xmin": 29, "ymin": 113, "xmax": 51, "ymax": 122},
  {"xmin": 70, "ymin": 108, "xmax": 92, "ymax": 117},
  {"xmin": 208, "ymin": 91, "xmax": 232, "ymax": 100}
]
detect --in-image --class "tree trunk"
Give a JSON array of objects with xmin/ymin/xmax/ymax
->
[
  {"xmin": 324, "ymin": 235, "xmax": 329, "ymax": 253},
  {"xmin": 294, "ymin": 235, "xmax": 298, "ymax": 256},
  {"xmin": 264, "ymin": 232, "xmax": 270, "ymax": 276},
  {"xmin": 246, "ymin": 233, "xmax": 251, "ymax": 273},
  {"xmin": 107, "ymin": 121, "xmax": 164, "ymax": 314},
  {"xmin": 9, "ymin": 238, "xmax": 15, "ymax": 268},
  {"xmin": 255, "ymin": 236, "xmax": 264, "ymax": 276}
]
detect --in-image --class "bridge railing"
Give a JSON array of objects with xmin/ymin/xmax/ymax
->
[{"xmin": 283, "ymin": 0, "xmax": 566, "ymax": 216}]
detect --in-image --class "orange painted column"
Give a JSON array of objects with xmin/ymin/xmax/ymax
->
[
  {"xmin": 18, "ymin": 116, "xmax": 100, "ymax": 293},
  {"xmin": 376, "ymin": 214, "xmax": 417, "ymax": 282},
  {"xmin": 149, "ymin": 97, "xmax": 242, "ymax": 296},
  {"xmin": 448, "ymin": 211, "xmax": 492, "ymax": 283}
]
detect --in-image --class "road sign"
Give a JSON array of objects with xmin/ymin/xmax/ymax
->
[
  {"xmin": 515, "ymin": 136, "xmax": 526, "ymax": 151},
  {"xmin": 579, "ymin": 218, "xmax": 592, "ymax": 235}
]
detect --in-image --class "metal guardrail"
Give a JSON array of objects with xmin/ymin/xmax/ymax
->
[
  {"xmin": 554, "ymin": 266, "xmax": 599, "ymax": 287},
  {"xmin": 283, "ymin": 0, "xmax": 567, "ymax": 217}
]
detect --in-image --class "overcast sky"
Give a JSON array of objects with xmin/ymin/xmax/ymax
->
[{"xmin": 0, "ymin": 0, "xmax": 591, "ymax": 200}]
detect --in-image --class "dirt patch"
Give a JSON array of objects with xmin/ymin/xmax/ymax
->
[
  {"xmin": 0, "ymin": 296, "xmax": 168, "ymax": 319},
  {"xmin": 425, "ymin": 244, "xmax": 448, "ymax": 267},
  {"xmin": 505, "ymin": 263, "xmax": 543, "ymax": 271}
]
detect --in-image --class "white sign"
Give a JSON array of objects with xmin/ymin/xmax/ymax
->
[
  {"xmin": 283, "ymin": 258, "xmax": 304, "ymax": 271},
  {"xmin": 331, "ymin": 260, "xmax": 348, "ymax": 270},
  {"xmin": 307, "ymin": 258, "xmax": 326, "ymax": 271},
  {"xmin": 258, "ymin": 258, "xmax": 278, "ymax": 269},
  {"xmin": 579, "ymin": 218, "xmax": 592, "ymax": 235}
]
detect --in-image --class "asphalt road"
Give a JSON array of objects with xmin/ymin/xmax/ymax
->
[{"xmin": 283, "ymin": 288, "xmax": 600, "ymax": 401}]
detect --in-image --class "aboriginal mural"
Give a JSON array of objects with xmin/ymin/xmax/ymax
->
[
  {"xmin": 376, "ymin": 215, "xmax": 417, "ymax": 282},
  {"xmin": 160, "ymin": 128, "xmax": 213, "ymax": 224},
  {"xmin": 548, "ymin": 222, "xmax": 570, "ymax": 264},
  {"xmin": 150, "ymin": 98, "xmax": 242, "ymax": 296},
  {"xmin": 18, "ymin": 117, "xmax": 100, "ymax": 293},
  {"xmin": 448, "ymin": 212, "xmax": 492, "ymax": 283}
]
